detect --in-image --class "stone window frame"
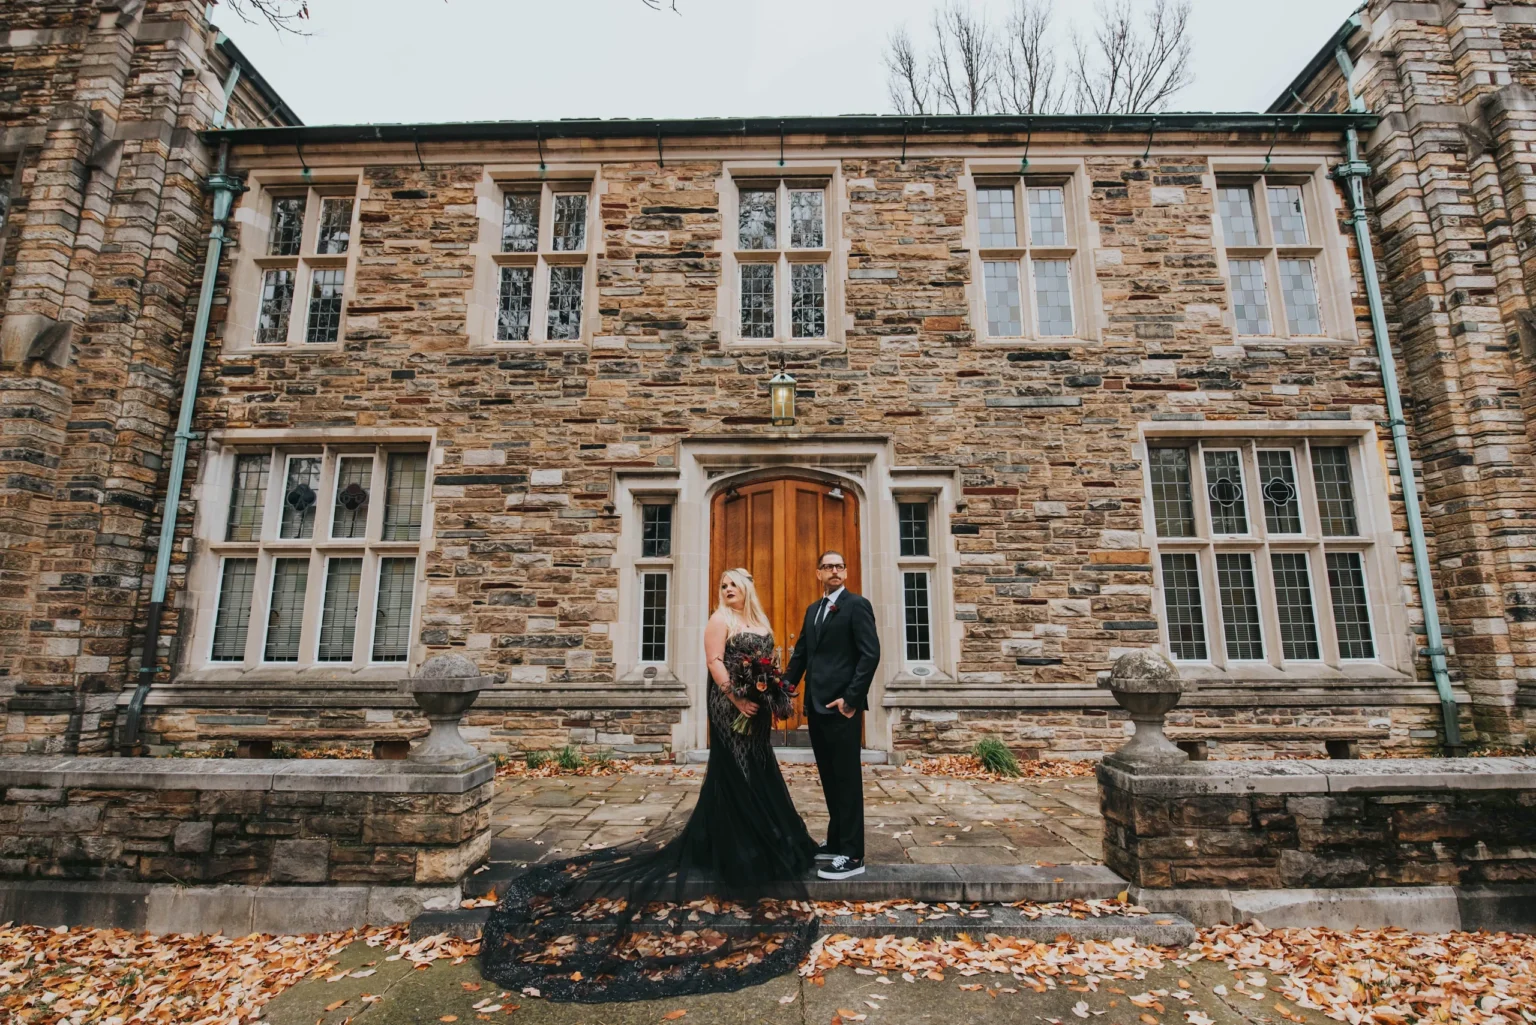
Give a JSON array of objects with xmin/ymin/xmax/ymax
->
[
  {"xmin": 183, "ymin": 429, "xmax": 436, "ymax": 681},
  {"xmin": 884, "ymin": 473, "xmax": 958, "ymax": 688},
  {"xmin": 469, "ymin": 169, "xmax": 599, "ymax": 350},
  {"xmin": 718, "ymin": 163, "xmax": 845, "ymax": 350},
  {"xmin": 635, "ymin": 498, "xmax": 675, "ymax": 667},
  {"xmin": 1137, "ymin": 421, "xmax": 1413, "ymax": 683},
  {"xmin": 1207, "ymin": 159, "xmax": 1355, "ymax": 345},
  {"xmin": 893, "ymin": 493, "xmax": 940, "ymax": 674},
  {"xmin": 227, "ymin": 172, "xmax": 363, "ymax": 352},
  {"xmin": 612, "ymin": 477, "xmax": 683, "ymax": 685},
  {"xmin": 963, "ymin": 158, "xmax": 1100, "ymax": 346}
]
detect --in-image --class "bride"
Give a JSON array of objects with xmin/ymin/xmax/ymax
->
[{"xmin": 479, "ymin": 568, "xmax": 819, "ymax": 1002}]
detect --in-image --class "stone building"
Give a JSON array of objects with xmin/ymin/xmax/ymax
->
[{"xmin": 2, "ymin": 0, "xmax": 1534, "ymax": 762}]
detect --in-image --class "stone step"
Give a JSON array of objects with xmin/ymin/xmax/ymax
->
[
  {"xmin": 468, "ymin": 857, "xmax": 1127, "ymax": 906},
  {"xmin": 680, "ymin": 748, "xmax": 889, "ymax": 764},
  {"xmin": 412, "ymin": 903, "xmax": 1193, "ymax": 946}
]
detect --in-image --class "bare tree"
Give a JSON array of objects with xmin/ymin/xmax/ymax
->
[
  {"xmin": 1070, "ymin": 0, "xmax": 1192, "ymax": 114},
  {"xmin": 883, "ymin": 0, "xmax": 1191, "ymax": 116},
  {"xmin": 210, "ymin": 0, "xmax": 310, "ymax": 33}
]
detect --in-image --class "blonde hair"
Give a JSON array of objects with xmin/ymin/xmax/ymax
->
[{"xmin": 717, "ymin": 568, "xmax": 771, "ymax": 636}]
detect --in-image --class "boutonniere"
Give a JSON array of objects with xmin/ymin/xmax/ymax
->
[{"xmin": 827, "ymin": 602, "xmax": 839, "ymax": 614}]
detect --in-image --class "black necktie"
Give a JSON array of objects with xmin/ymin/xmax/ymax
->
[{"xmin": 817, "ymin": 596, "xmax": 831, "ymax": 626}]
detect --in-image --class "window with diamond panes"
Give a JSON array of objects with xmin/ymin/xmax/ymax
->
[
  {"xmin": 730, "ymin": 178, "xmax": 830, "ymax": 342},
  {"xmin": 1216, "ymin": 177, "xmax": 1326, "ymax": 339},
  {"xmin": 205, "ymin": 446, "xmax": 427, "ymax": 668},
  {"xmin": 975, "ymin": 178, "xmax": 1078, "ymax": 339},
  {"xmin": 492, "ymin": 182, "xmax": 593, "ymax": 343},
  {"xmin": 253, "ymin": 187, "xmax": 355, "ymax": 346},
  {"xmin": 1147, "ymin": 438, "xmax": 1383, "ymax": 668}
]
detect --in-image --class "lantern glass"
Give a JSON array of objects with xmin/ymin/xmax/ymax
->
[{"xmin": 769, "ymin": 374, "xmax": 796, "ymax": 426}]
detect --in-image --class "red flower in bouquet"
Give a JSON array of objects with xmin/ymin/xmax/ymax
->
[{"xmin": 729, "ymin": 647, "xmax": 792, "ymax": 734}]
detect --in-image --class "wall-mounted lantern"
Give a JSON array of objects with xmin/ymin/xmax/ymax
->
[{"xmin": 769, "ymin": 368, "xmax": 797, "ymax": 426}]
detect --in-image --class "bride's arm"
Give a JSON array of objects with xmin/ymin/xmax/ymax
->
[{"xmin": 704, "ymin": 614, "xmax": 732, "ymax": 693}]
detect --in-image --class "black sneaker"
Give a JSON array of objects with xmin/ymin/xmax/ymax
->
[
  {"xmin": 818, "ymin": 855, "xmax": 865, "ymax": 880},
  {"xmin": 814, "ymin": 844, "xmax": 838, "ymax": 863}
]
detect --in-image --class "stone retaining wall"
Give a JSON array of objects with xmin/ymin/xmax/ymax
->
[
  {"xmin": 0, "ymin": 757, "xmax": 494, "ymax": 888},
  {"xmin": 1098, "ymin": 756, "xmax": 1536, "ymax": 890}
]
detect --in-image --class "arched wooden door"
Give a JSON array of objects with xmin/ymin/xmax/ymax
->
[{"xmin": 709, "ymin": 476, "xmax": 861, "ymax": 745}]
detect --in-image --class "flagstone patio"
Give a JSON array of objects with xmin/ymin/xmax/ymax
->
[{"xmin": 489, "ymin": 764, "xmax": 1104, "ymax": 868}]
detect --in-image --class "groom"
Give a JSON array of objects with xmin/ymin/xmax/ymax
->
[{"xmin": 784, "ymin": 550, "xmax": 880, "ymax": 880}]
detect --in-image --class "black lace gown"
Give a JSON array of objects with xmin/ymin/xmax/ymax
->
[{"xmin": 479, "ymin": 630, "xmax": 819, "ymax": 1002}]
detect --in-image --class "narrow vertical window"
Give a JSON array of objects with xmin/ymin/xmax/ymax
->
[
  {"xmin": 372, "ymin": 557, "xmax": 415, "ymax": 662},
  {"xmin": 1148, "ymin": 447, "xmax": 1196, "ymax": 537},
  {"xmin": 1271, "ymin": 552, "xmax": 1320, "ymax": 660},
  {"xmin": 1160, "ymin": 552, "xmax": 1208, "ymax": 660},
  {"xmin": 738, "ymin": 190, "xmax": 777, "ymax": 249},
  {"xmin": 1257, "ymin": 450, "xmax": 1302, "ymax": 534},
  {"xmin": 1217, "ymin": 185, "xmax": 1258, "ymax": 246},
  {"xmin": 1203, "ymin": 450, "xmax": 1249, "ymax": 535},
  {"xmin": 305, "ymin": 267, "xmax": 345, "ymax": 343},
  {"xmin": 898, "ymin": 502, "xmax": 930, "ymax": 557},
  {"xmin": 263, "ymin": 558, "xmax": 309, "ymax": 662},
  {"xmin": 257, "ymin": 268, "xmax": 294, "ymax": 344},
  {"xmin": 1326, "ymin": 552, "xmax": 1374, "ymax": 659},
  {"xmin": 902, "ymin": 571, "xmax": 932, "ymax": 661},
  {"xmin": 316, "ymin": 197, "xmax": 353, "ymax": 254},
  {"xmin": 976, "ymin": 187, "xmax": 1018, "ymax": 247},
  {"xmin": 1279, "ymin": 259, "xmax": 1322, "ymax": 335},
  {"xmin": 740, "ymin": 264, "xmax": 775, "ymax": 339},
  {"xmin": 331, "ymin": 456, "xmax": 372, "ymax": 539},
  {"xmin": 279, "ymin": 456, "xmax": 321, "ymax": 539},
  {"xmin": 318, "ymin": 557, "xmax": 363, "ymax": 661},
  {"xmin": 983, "ymin": 261, "xmax": 1022, "ymax": 337},
  {"xmin": 1267, "ymin": 185, "xmax": 1308, "ymax": 244},
  {"xmin": 790, "ymin": 263, "xmax": 826, "ymax": 338},
  {"xmin": 226, "ymin": 453, "xmax": 270, "ymax": 542},
  {"xmin": 551, "ymin": 193, "xmax": 587, "ymax": 252},
  {"xmin": 1229, "ymin": 259, "xmax": 1272, "ymax": 335},
  {"xmin": 1032, "ymin": 259, "xmax": 1073, "ymax": 336},
  {"xmin": 211, "ymin": 558, "xmax": 258, "ymax": 661},
  {"xmin": 501, "ymin": 191, "xmax": 539, "ymax": 252},
  {"xmin": 1311, "ymin": 447, "xmax": 1359, "ymax": 536},
  {"xmin": 789, "ymin": 189, "xmax": 824, "ymax": 248},
  {"xmin": 497, "ymin": 266, "xmax": 533, "ymax": 342},
  {"xmin": 546, "ymin": 265, "xmax": 584, "ymax": 341},
  {"xmin": 269, "ymin": 196, "xmax": 306, "ymax": 256},
  {"xmin": 641, "ymin": 504, "xmax": 672, "ymax": 558},
  {"xmin": 1215, "ymin": 553, "xmax": 1264, "ymax": 660},
  {"xmin": 383, "ymin": 452, "xmax": 427, "ymax": 541},
  {"xmin": 1027, "ymin": 186, "xmax": 1066, "ymax": 246},
  {"xmin": 640, "ymin": 572, "xmax": 669, "ymax": 661}
]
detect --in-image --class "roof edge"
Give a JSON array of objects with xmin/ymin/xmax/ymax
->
[
  {"xmin": 1267, "ymin": 12, "xmax": 1365, "ymax": 113},
  {"xmin": 215, "ymin": 33, "xmax": 303, "ymax": 127},
  {"xmin": 204, "ymin": 111, "xmax": 1376, "ymax": 149}
]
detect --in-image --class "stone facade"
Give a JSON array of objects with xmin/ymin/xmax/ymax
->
[
  {"xmin": 3, "ymin": 0, "xmax": 1536, "ymax": 763},
  {"xmin": 1098, "ymin": 755, "xmax": 1536, "ymax": 890}
]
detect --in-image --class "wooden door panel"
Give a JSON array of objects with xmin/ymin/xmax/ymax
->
[{"xmin": 709, "ymin": 476, "xmax": 862, "ymax": 745}]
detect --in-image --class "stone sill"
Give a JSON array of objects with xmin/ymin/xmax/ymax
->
[
  {"xmin": 0, "ymin": 755, "xmax": 494, "ymax": 793},
  {"xmin": 1098, "ymin": 754, "xmax": 1536, "ymax": 797},
  {"xmin": 883, "ymin": 678, "xmax": 1462, "ymax": 710}
]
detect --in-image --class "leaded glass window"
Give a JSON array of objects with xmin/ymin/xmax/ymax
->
[
  {"xmin": 977, "ymin": 187, "xmax": 1018, "ymax": 247},
  {"xmin": 1280, "ymin": 259, "xmax": 1322, "ymax": 335},
  {"xmin": 264, "ymin": 558, "xmax": 308, "ymax": 662},
  {"xmin": 983, "ymin": 261, "xmax": 1022, "ymax": 338},
  {"xmin": 226, "ymin": 453, "xmax": 270, "ymax": 542},
  {"xmin": 316, "ymin": 197, "xmax": 353, "ymax": 254},
  {"xmin": 903, "ymin": 571, "xmax": 932, "ymax": 662},
  {"xmin": 497, "ymin": 266, "xmax": 533, "ymax": 342},
  {"xmin": 738, "ymin": 190, "xmax": 777, "ymax": 249},
  {"xmin": 1257, "ymin": 449, "xmax": 1302, "ymax": 534},
  {"xmin": 1326, "ymin": 552, "xmax": 1374, "ymax": 659},
  {"xmin": 1229, "ymin": 259, "xmax": 1271, "ymax": 336},
  {"xmin": 305, "ymin": 268, "xmax": 345, "ymax": 344},
  {"xmin": 551, "ymin": 193, "xmax": 587, "ymax": 252},
  {"xmin": 1216, "ymin": 553, "xmax": 1264, "ymax": 660},
  {"xmin": 1271, "ymin": 552, "xmax": 1320, "ymax": 660},
  {"xmin": 1311, "ymin": 447, "xmax": 1358, "ymax": 536},
  {"xmin": 491, "ymin": 183, "xmax": 593, "ymax": 344},
  {"xmin": 975, "ymin": 178, "xmax": 1079, "ymax": 340},
  {"xmin": 791, "ymin": 263, "xmax": 826, "ymax": 338},
  {"xmin": 1217, "ymin": 176, "xmax": 1327, "ymax": 340},
  {"xmin": 1161, "ymin": 552, "xmax": 1208, "ymax": 661},
  {"xmin": 1268, "ymin": 185, "xmax": 1308, "ymax": 244},
  {"xmin": 372, "ymin": 557, "xmax": 415, "ymax": 662},
  {"xmin": 546, "ymin": 265, "xmax": 584, "ymax": 341},
  {"xmin": 250, "ymin": 185, "xmax": 357, "ymax": 346},
  {"xmin": 1203, "ymin": 450, "xmax": 1248, "ymax": 535},
  {"xmin": 790, "ymin": 190, "xmax": 824, "ymax": 248},
  {"xmin": 205, "ymin": 446, "xmax": 429, "ymax": 671},
  {"xmin": 899, "ymin": 502, "xmax": 930, "ymax": 558},
  {"xmin": 501, "ymin": 192, "xmax": 539, "ymax": 253},
  {"xmin": 1033, "ymin": 259, "xmax": 1073, "ymax": 336},
  {"xmin": 257, "ymin": 268, "xmax": 294, "ymax": 344},
  {"xmin": 740, "ymin": 263, "xmax": 775, "ymax": 339},
  {"xmin": 641, "ymin": 503, "xmax": 672, "ymax": 558},
  {"xmin": 269, "ymin": 196, "xmax": 306, "ymax": 256},
  {"xmin": 640, "ymin": 572, "xmax": 669, "ymax": 662},
  {"xmin": 1148, "ymin": 447, "xmax": 1195, "ymax": 538},
  {"xmin": 1217, "ymin": 186, "xmax": 1258, "ymax": 246},
  {"xmin": 1027, "ymin": 186, "xmax": 1066, "ymax": 246}
]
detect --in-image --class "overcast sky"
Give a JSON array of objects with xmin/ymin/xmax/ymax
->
[{"xmin": 216, "ymin": 0, "xmax": 1360, "ymax": 126}]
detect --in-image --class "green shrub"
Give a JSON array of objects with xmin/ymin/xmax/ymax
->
[
  {"xmin": 590, "ymin": 747, "xmax": 613, "ymax": 766},
  {"xmin": 525, "ymin": 749, "xmax": 550, "ymax": 769},
  {"xmin": 972, "ymin": 737, "xmax": 1021, "ymax": 777},
  {"xmin": 555, "ymin": 745, "xmax": 583, "ymax": 771}
]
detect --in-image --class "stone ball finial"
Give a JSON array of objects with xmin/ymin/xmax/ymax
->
[
  {"xmin": 1106, "ymin": 649, "xmax": 1184, "ymax": 696},
  {"xmin": 416, "ymin": 652, "xmax": 481, "ymax": 681}
]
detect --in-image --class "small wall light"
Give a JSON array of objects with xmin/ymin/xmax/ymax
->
[{"xmin": 769, "ymin": 368, "xmax": 797, "ymax": 427}]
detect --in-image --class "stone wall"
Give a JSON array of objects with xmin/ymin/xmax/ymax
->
[
  {"xmin": 1098, "ymin": 755, "xmax": 1536, "ymax": 890},
  {"xmin": 0, "ymin": 756, "xmax": 494, "ymax": 887}
]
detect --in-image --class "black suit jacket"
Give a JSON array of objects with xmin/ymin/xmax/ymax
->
[{"xmin": 783, "ymin": 590, "xmax": 881, "ymax": 713}]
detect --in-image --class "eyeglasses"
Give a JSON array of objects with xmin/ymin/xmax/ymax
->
[{"xmin": 818, "ymin": 563, "xmax": 846, "ymax": 571}]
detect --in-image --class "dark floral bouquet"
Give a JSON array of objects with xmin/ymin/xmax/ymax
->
[{"xmin": 730, "ymin": 646, "xmax": 795, "ymax": 735}]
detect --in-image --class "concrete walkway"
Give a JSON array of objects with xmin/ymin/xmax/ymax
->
[{"xmin": 490, "ymin": 764, "xmax": 1104, "ymax": 867}]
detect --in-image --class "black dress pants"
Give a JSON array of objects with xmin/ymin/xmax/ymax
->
[{"xmin": 808, "ymin": 707, "xmax": 863, "ymax": 860}]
